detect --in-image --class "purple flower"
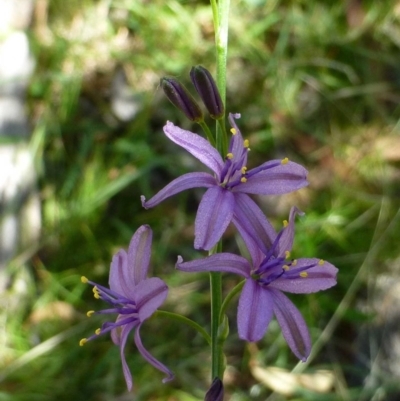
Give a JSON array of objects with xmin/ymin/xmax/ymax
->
[
  {"xmin": 79, "ymin": 225, "xmax": 173, "ymax": 391},
  {"xmin": 141, "ymin": 113, "xmax": 308, "ymax": 250},
  {"xmin": 176, "ymin": 207, "xmax": 338, "ymax": 361}
]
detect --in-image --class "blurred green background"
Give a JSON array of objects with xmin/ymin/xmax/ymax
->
[{"xmin": 2, "ymin": 0, "xmax": 400, "ymax": 400}]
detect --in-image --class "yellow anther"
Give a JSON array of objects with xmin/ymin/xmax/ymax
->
[
  {"xmin": 240, "ymin": 177, "xmax": 247, "ymax": 183},
  {"xmin": 283, "ymin": 265, "xmax": 290, "ymax": 271},
  {"xmin": 95, "ymin": 328, "xmax": 101, "ymax": 335},
  {"xmin": 230, "ymin": 128, "xmax": 237, "ymax": 135},
  {"xmin": 292, "ymin": 259, "xmax": 298, "ymax": 266},
  {"xmin": 241, "ymin": 166, "xmax": 247, "ymax": 174},
  {"xmin": 93, "ymin": 287, "xmax": 100, "ymax": 299},
  {"xmin": 281, "ymin": 157, "xmax": 289, "ymax": 165},
  {"xmin": 300, "ymin": 272, "xmax": 308, "ymax": 278},
  {"xmin": 283, "ymin": 219, "xmax": 288, "ymax": 227},
  {"xmin": 285, "ymin": 251, "xmax": 291, "ymax": 259},
  {"xmin": 244, "ymin": 139, "xmax": 250, "ymax": 148},
  {"xmin": 226, "ymin": 153, "xmax": 234, "ymax": 160},
  {"xmin": 79, "ymin": 338, "xmax": 87, "ymax": 346},
  {"xmin": 318, "ymin": 259, "xmax": 325, "ymax": 265},
  {"xmin": 86, "ymin": 310, "xmax": 95, "ymax": 317},
  {"xmin": 81, "ymin": 276, "xmax": 88, "ymax": 283}
]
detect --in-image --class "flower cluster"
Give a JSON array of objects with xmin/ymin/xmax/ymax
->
[{"xmin": 80, "ymin": 66, "xmax": 338, "ymax": 396}]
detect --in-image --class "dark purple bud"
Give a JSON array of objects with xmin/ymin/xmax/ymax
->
[
  {"xmin": 190, "ymin": 66, "xmax": 224, "ymax": 119},
  {"xmin": 204, "ymin": 377, "xmax": 224, "ymax": 401},
  {"xmin": 161, "ymin": 77, "xmax": 203, "ymax": 122}
]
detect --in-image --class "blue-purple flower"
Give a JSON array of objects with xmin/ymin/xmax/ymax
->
[
  {"xmin": 80, "ymin": 225, "xmax": 173, "ymax": 391},
  {"xmin": 176, "ymin": 207, "xmax": 338, "ymax": 361},
  {"xmin": 141, "ymin": 113, "xmax": 308, "ymax": 251}
]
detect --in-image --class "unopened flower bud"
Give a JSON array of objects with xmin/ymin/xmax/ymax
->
[
  {"xmin": 161, "ymin": 77, "xmax": 203, "ymax": 122},
  {"xmin": 204, "ymin": 377, "xmax": 224, "ymax": 401},
  {"xmin": 190, "ymin": 65, "xmax": 224, "ymax": 119}
]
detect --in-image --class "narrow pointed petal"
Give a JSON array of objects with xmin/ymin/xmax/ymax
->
[
  {"xmin": 270, "ymin": 259, "xmax": 338, "ymax": 293},
  {"xmin": 109, "ymin": 249, "xmax": 129, "ymax": 295},
  {"xmin": 227, "ymin": 114, "xmax": 246, "ymax": 161},
  {"xmin": 134, "ymin": 278, "xmax": 168, "ymax": 321},
  {"xmin": 141, "ymin": 172, "xmax": 216, "ymax": 209},
  {"xmin": 194, "ymin": 186, "xmax": 235, "ymax": 250},
  {"xmin": 234, "ymin": 161, "xmax": 308, "ymax": 195},
  {"xmin": 128, "ymin": 225, "xmax": 152, "ymax": 285},
  {"xmin": 164, "ymin": 121, "xmax": 224, "ymax": 175},
  {"xmin": 275, "ymin": 206, "xmax": 304, "ymax": 258},
  {"xmin": 233, "ymin": 193, "xmax": 276, "ymax": 262},
  {"xmin": 176, "ymin": 253, "xmax": 251, "ymax": 277},
  {"xmin": 238, "ymin": 280, "xmax": 274, "ymax": 342},
  {"xmin": 109, "ymin": 225, "xmax": 154, "ymax": 296},
  {"xmin": 118, "ymin": 322, "xmax": 137, "ymax": 391},
  {"xmin": 134, "ymin": 324, "xmax": 174, "ymax": 383},
  {"xmin": 270, "ymin": 288, "xmax": 311, "ymax": 361}
]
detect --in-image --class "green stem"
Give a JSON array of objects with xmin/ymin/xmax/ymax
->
[
  {"xmin": 211, "ymin": 0, "xmax": 230, "ymax": 156},
  {"xmin": 199, "ymin": 121, "xmax": 216, "ymax": 147},
  {"xmin": 156, "ymin": 310, "xmax": 211, "ymax": 345},
  {"xmin": 209, "ymin": 0, "xmax": 231, "ymax": 382},
  {"xmin": 210, "ymin": 271, "xmax": 223, "ymax": 379},
  {"xmin": 219, "ymin": 279, "xmax": 245, "ymax": 324}
]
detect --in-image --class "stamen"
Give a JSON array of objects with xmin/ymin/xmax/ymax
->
[
  {"xmin": 87, "ymin": 310, "xmax": 95, "ymax": 317},
  {"xmin": 226, "ymin": 153, "xmax": 234, "ymax": 160},
  {"xmin": 81, "ymin": 276, "xmax": 88, "ymax": 283},
  {"xmin": 285, "ymin": 251, "xmax": 291, "ymax": 259},
  {"xmin": 283, "ymin": 220, "xmax": 288, "ymax": 227},
  {"xmin": 241, "ymin": 166, "xmax": 247, "ymax": 174},
  {"xmin": 281, "ymin": 157, "xmax": 289, "ymax": 165},
  {"xmin": 79, "ymin": 338, "xmax": 87, "ymax": 346},
  {"xmin": 292, "ymin": 259, "xmax": 298, "ymax": 266},
  {"xmin": 240, "ymin": 177, "xmax": 247, "ymax": 183},
  {"xmin": 230, "ymin": 128, "xmax": 237, "ymax": 135},
  {"xmin": 300, "ymin": 272, "xmax": 308, "ymax": 278},
  {"xmin": 243, "ymin": 139, "xmax": 250, "ymax": 148},
  {"xmin": 318, "ymin": 259, "xmax": 325, "ymax": 265},
  {"xmin": 95, "ymin": 328, "xmax": 101, "ymax": 335},
  {"xmin": 283, "ymin": 265, "xmax": 290, "ymax": 271}
]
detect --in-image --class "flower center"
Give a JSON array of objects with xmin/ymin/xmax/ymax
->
[
  {"xmin": 79, "ymin": 276, "xmax": 139, "ymax": 346},
  {"xmin": 219, "ymin": 131, "xmax": 249, "ymax": 189}
]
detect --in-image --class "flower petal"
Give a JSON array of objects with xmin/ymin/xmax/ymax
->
[
  {"xmin": 270, "ymin": 258, "xmax": 338, "ymax": 293},
  {"xmin": 164, "ymin": 121, "xmax": 224, "ymax": 175},
  {"xmin": 275, "ymin": 206, "xmax": 304, "ymax": 258},
  {"xmin": 194, "ymin": 186, "xmax": 235, "ymax": 250},
  {"xmin": 176, "ymin": 253, "xmax": 251, "ymax": 277},
  {"xmin": 117, "ymin": 321, "xmax": 137, "ymax": 391},
  {"xmin": 109, "ymin": 226, "xmax": 154, "ymax": 296},
  {"xmin": 233, "ymin": 193, "xmax": 276, "ymax": 263},
  {"xmin": 141, "ymin": 172, "xmax": 216, "ymax": 209},
  {"xmin": 109, "ymin": 249, "xmax": 129, "ymax": 295},
  {"xmin": 238, "ymin": 280, "xmax": 274, "ymax": 342},
  {"xmin": 134, "ymin": 277, "xmax": 168, "ymax": 321},
  {"xmin": 134, "ymin": 323, "xmax": 174, "ymax": 383},
  {"xmin": 228, "ymin": 113, "xmax": 247, "ymax": 164},
  {"xmin": 270, "ymin": 288, "xmax": 311, "ymax": 361},
  {"xmin": 234, "ymin": 161, "xmax": 308, "ymax": 195},
  {"xmin": 128, "ymin": 224, "xmax": 153, "ymax": 285}
]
